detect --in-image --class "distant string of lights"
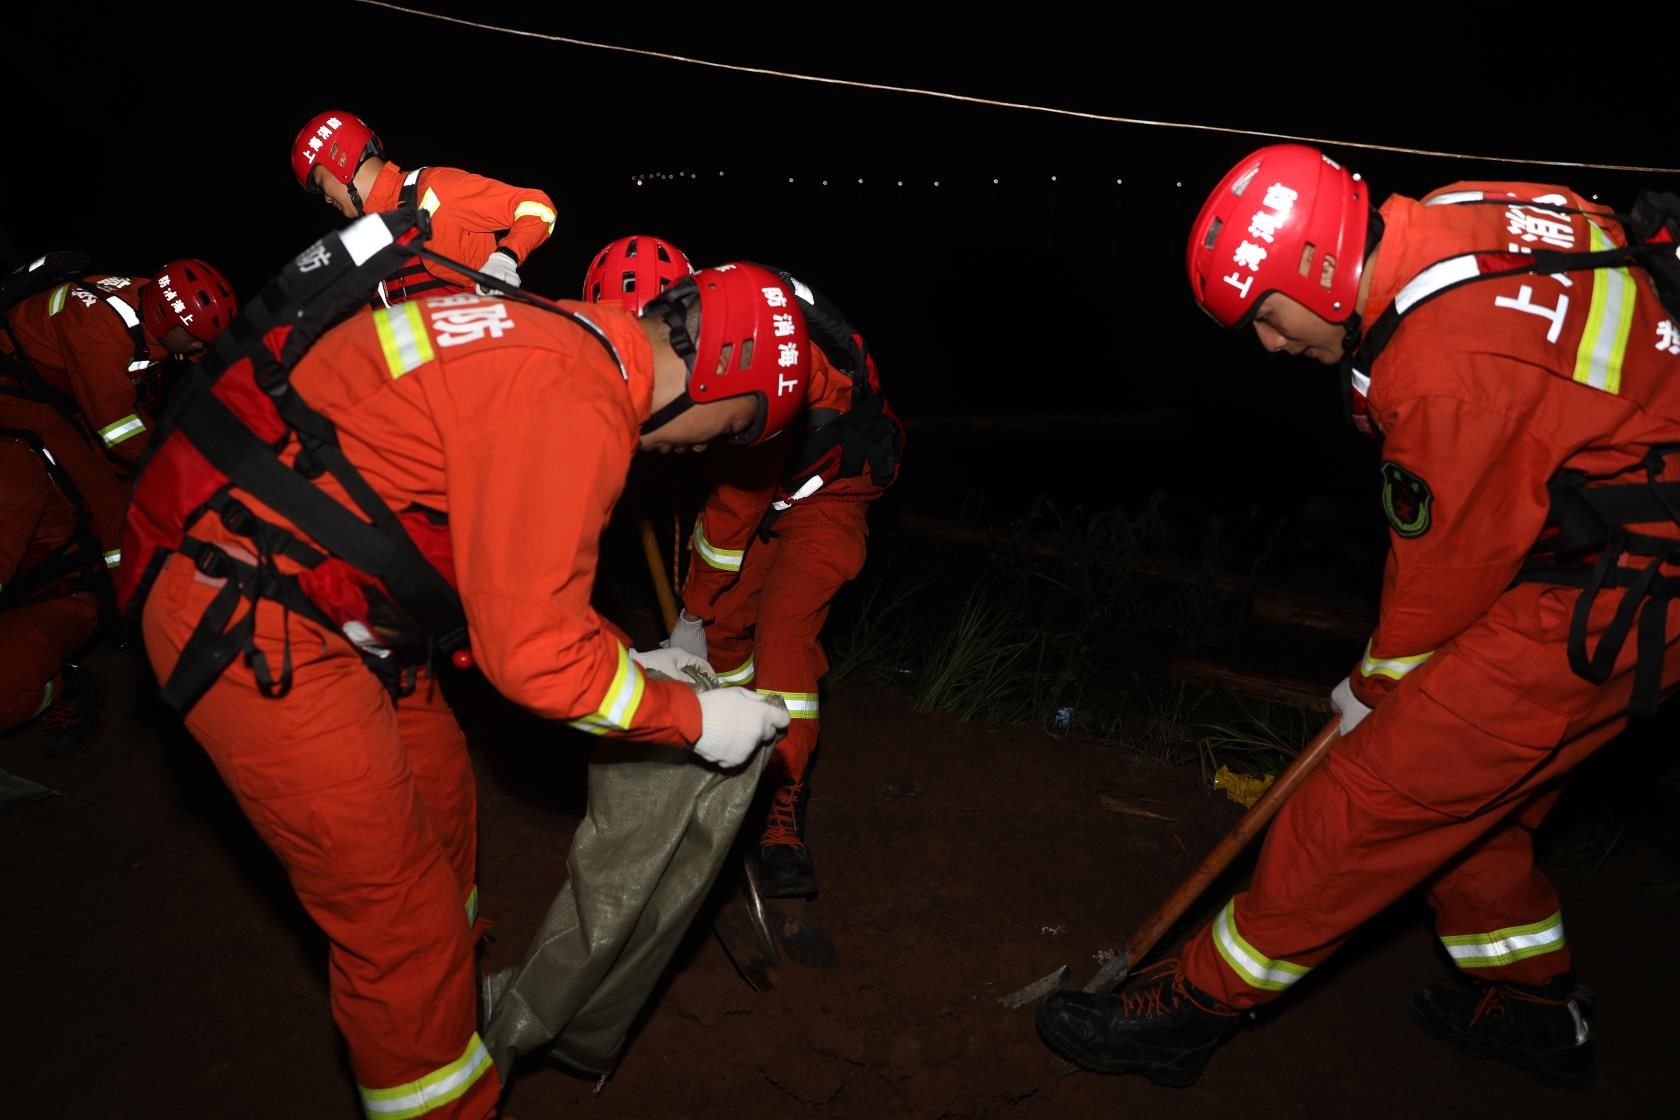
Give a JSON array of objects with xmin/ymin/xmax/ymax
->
[
  {"xmin": 354, "ymin": 0, "xmax": 1680, "ymax": 176},
  {"xmin": 627, "ymin": 171, "xmax": 1614, "ymax": 205},
  {"xmin": 628, "ymin": 171, "xmax": 1139, "ymax": 188}
]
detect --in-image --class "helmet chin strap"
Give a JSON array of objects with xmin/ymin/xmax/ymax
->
[
  {"xmin": 1339, "ymin": 312, "xmax": 1364, "ymax": 361},
  {"xmin": 641, "ymin": 392, "xmax": 695, "ymax": 435},
  {"xmin": 347, "ymin": 178, "xmax": 366, "ymax": 217}
]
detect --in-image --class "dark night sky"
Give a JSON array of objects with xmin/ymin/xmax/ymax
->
[{"xmin": 10, "ymin": 5, "xmax": 1678, "ymax": 520}]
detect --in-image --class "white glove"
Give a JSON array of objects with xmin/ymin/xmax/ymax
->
[
  {"xmin": 661, "ymin": 610, "xmax": 708, "ymax": 660},
  {"xmin": 1330, "ymin": 677, "xmax": 1372, "ymax": 735},
  {"xmin": 693, "ymin": 687, "xmax": 788, "ymax": 768},
  {"xmin": 475, "ymin": 250, "xmax": 521, "ymax": 294},
  {"xmin": 630, "ymin": 646, "xmax": 711, "ymax": 681}
]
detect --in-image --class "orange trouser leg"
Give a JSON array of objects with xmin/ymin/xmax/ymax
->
[
  {"xmin": 1181, "ymin": 585, "xmax": 1674, "ymax": 1010},
  {"xmin": 0, "ymin": 593, "xmax": 101, "ymax": 730},
  {"xmin": 398, "ymin": 676, "xmax": 482, "ymax": 934},
  {"xmin": 1426, "ymin": 789, "xmax": 1570, "ymax": 986},
  {"xmin": 142, "ymin": 557, "xmax": 498, "ymax": 1118},
  {"xmin": 749, "ymin": 503, "xmax": 869, "ymax": 781},
  {"xmin": 705, "ymin": 503, "xmax": 869, "ymax": 781},
  {"xmin": 0, "ymin": 396, "xmax": 128, "ymax": 557}
]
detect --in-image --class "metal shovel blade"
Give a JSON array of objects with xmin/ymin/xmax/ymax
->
[
  {"xmin": 998, "ymin": 964, "xmax": 1070, "ymax": 1010},
  {"xmin": 712, "ymin": 854, "xmax": 783, "ymax": 991}
]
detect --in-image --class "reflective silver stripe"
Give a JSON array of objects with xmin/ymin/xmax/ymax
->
[
  {"xmin": 358, "ymin": 1034, "xmax": 493, "ymax": 1118},
  {"xmin": 758, "ymin": 689, "xmax": 819, "ymax": 718},
  {"xmin": 98, "ymin": 414, "xmax": 147, "ymax": 448},
  {"xmin": 566, "ymin": 643, "xmax": 648, "ymax": 735},
  {"xmin": 1358, "ymin": 639, "xmax": 1433, "ymax": 682},
  {"xmin": 692, "ymin": 519, "xmax": 744, "ymax": 572},
  {"xmin": 1211, "ymin": 898, "xmax": 1311, "ymax": 992},
  {"xmin": 1441, "ymin": 911, "xmax": 1566, "ymax": 968},
  {"xmin": 714, "ymin": 657, "xmax": 755, "ymax": 685},
  {"xmin": 103, "ymin": 548, "xmax": 122, "ymax": 569},
  {"xmin": 513, "ymin": 200, "xmax": 557, "ymax": 234},
  {"xmin": 47, "ymin": 284, "xmax": 69, "ymax": 315},
  {"xmin": 403, "ymin": 169, "xmax": 421, "ymax": 187},
  {"xmin": 104, "ymin": 293, "xmax": 140, "ymax": 330},
  {"xmin": 1425, "ymin": 190, "xmax": 1487, "ymax": 207},
  {"xmin": 342, "ymin": 213, "xmax": 396, "ymax": 266},
  {"xmin": 1571, "ymin": 222, "xmax": 1636, "ymax": 394},
  {"xmin": 1395, "ymin": 254, "xmax": 1481, "ymax": 315}
]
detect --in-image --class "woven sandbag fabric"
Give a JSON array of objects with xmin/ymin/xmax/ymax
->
[{"xmin": 483, "ymin": 665, "xmax": 771, "ymax": 1077}]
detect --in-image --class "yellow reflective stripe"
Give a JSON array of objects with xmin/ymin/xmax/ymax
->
[
  {"xmin": 1211, "ymin": 898, "xmax": 1310, "ymax": 992},
  {"xmin": 692, "ymin": 518, "xmax": 744, "ymax": 572},
  {"xmin": 1571, "ymin": 223, "xmax": 1637, "ymax": 395},
  {"xmin": 715, "ymin": 656, "xmax": 755, "ymax": 686},
  {"xmin": 98, "ymin": 414, "xmax": 147, "ymax": 448},
  {"xmin": 372, "ymin": 302, "xmax": 435, "ymax": 380},
  {"xmin": 419, "ymin": 187, "xmax": 441, "ymax": 216},
  {"xmin": 1441, "ymin": 911, "xmax": 1566, "ymax": 968},
  {"xmin": 358, "ymin": 1034, "xmax": 492, "ymax": 1119},
  {"xmin": 1357, "ymin": 639, "xmax": 1433, "ymax": 682},
  {"xmin": 103, "ymin": 548, "xmax": 122, "ymax": 569},
  {"xmin": 566, "ymin": 643, "xmax": 647, "ymax": 735},
  {"xmin": 513, "ymin": 200, "xmax": 557, "ymax": 234},
  {"xmin": 464, "ymin": 885, "xmax": 479, "ymax": 928},
  {"xmin": 47, "ymin": 284, "xmax": 69, "ymax": 315},
  {"xmin": 758, "ymin": 688, "xmax": 819, "ymax": 719}
]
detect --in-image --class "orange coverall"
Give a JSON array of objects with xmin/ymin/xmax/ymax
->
[
  {"xmin": 682, "ymin": 349, "xmax": 892, "ymax": 780},
  {"xmin": 139, "ymin": 293, "xmax": 701, "ymax": 1119},
  {"xmin": 1, "ymin": 274, "xmax": 165, "ymax": 566},
  {"xmin": 364, "ymin": 162, "xmax": 556, "ymax": 303},
  {"xmin": 1182, "ymin": 183, "xmax": 1680, "ymax": 1007},
  {"xmin": 0, "ymin": 435, "xmax": 100, "ymax": 730}
]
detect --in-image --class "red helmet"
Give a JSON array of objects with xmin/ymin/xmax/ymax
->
[
  {"xmin": 583, "ymin": 235, "xmax": 695, "ymax": 314},
  {"xmin": 291, "ymin": 110, "xmax": 383, "ymax": 192},
  {"xmin": 641, "ymin": 262, "xmax": 811, "ymax": 446},
  {"xmin": 141, "ymin": 259, "xmax": 238, "ymax": 344},
  {"xmin": 1187, "ymin": 144, "xmax": 1370, "ymax": 328}
]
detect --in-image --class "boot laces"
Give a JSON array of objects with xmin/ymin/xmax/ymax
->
[
  {"xmin": 1468, "ymin": 982, "xmax": 1569, "ymax": 1029},
  {"xmin": 762, "ymin": 781, "xmax": 806, "ymax": 849},
  {"xmin": 1118, "ymin": 960, "xmax": 1188, "ymax": 1020}
]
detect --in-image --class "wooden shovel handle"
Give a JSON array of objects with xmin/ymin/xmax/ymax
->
[
  {"xmin": 1099, "ymin": 717, "xmax": 1342, "ymax": 990},
  {"xmin": 639, "ymin": 517, "xmax": 680, "ymax": 634}
]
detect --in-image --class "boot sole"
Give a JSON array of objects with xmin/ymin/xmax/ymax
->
[
  {"xmin": 759, "ymin": 875, "xmax": 819, "ymax": 899},
  {"xmin": 1034, "ymin": 1018, "xmax": 1214, "ymax": 1087},
  {"xmin": 1410, "ymin": 1004, "xmax": 1593, "ymax": 1087}
]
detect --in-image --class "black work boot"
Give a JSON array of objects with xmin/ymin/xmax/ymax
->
[
  {"xmin": 1035, "ymin": 960, "xmax": 1240, "ymax": 1087},
  {"xmin": 757, "ymin": 778, "xmax": 818, "ymax": 898},
  {"xmin": 1412, "ymin": 974, "xmax": 1593, "ymax": 1085},
  {"xmin": 39, "ymin": 663, "xmax": 101, "ymax": 757}
]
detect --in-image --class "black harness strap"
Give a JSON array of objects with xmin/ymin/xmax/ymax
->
[
  {"xmin": 0, "ymin": 426, "xmax": 110, "ymax": 609},
  {"xmin": 1351, "ymin": 197, "xmax": 1680, "ymax": 715}
]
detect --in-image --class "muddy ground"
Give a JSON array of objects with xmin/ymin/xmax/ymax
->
[{"xmin": 3, "ymin": 646, "xmax": 1673, "ymax": 1119}]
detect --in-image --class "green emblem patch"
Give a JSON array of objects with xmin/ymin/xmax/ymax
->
[{"xmin": 1380, "ymin": 461, "xmax": 1433, "ymax": 538}]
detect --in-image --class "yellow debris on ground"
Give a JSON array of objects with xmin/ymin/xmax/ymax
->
[{"xmin": 1212, "ymin": 765, "xmax": 1275, "ymax": 809}]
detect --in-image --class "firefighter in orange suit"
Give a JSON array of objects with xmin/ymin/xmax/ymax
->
[
  {"xmin": 1037, "ymin": 144, "xmax": 1680, "ymax": 1088},
  {"xmin": 292, "ymin": 109, "xmax": 556, "ymax": 304},
  {"xmin": 0, "ymin": 258, "xmax": 236, "ymax": 570},
  {"xmin": 585, "ymin": 236, "xmax": 903, "ymax": 898},
  {"xmin": 125, "ymin": 218, "xmax": 811, "ymax": 1120},
  {"xmin": 0, "ymin": 433, "xmax": 101, "ymax": 734}
]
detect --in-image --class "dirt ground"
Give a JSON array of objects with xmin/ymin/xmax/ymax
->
[{"xmin": 3, "ymin": 645, "xmax": 1674, "ymax": 1119}]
